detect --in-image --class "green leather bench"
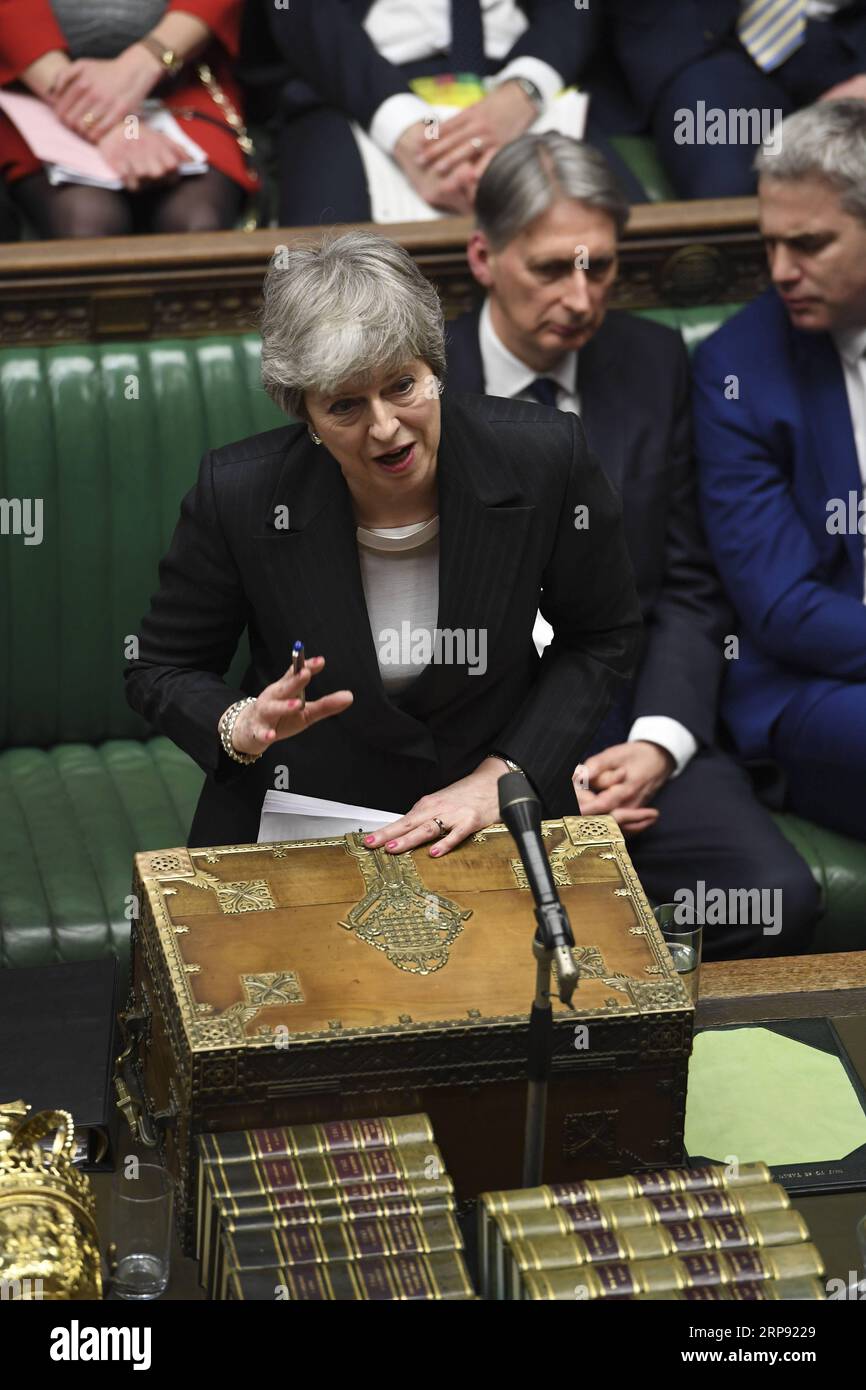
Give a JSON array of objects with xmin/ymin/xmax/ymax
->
[{"xmin": 1, "ymin": 321, "xmax": 864, "ymax": 984}]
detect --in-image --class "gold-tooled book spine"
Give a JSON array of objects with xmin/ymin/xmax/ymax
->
[
  {"xmin": 196, "ymin": 1114, "xmax": 433, "ymax": 1166},
  {"xmin": 207, "ymin": 1141, "xmax": 443, "ymax": 1202},
  {"xmin": 499, "ymin": 1183, "xmax": 790, "ymax": 1244},
  {"xmin": 508, "ymin": 1209, "xmax": 808, "ymax": 1298},
  {"xmin": 223, "ymin": 1249, "xmax": 476, "ymax": 1301},
  {"xmin": 199, "ymin": 1143, "xmax": 443, "ymax": 1280},
  {"xmin": 223, "ymin": 1191, "xmax": 456, "ymax": 1233},
  {"xmin": 631, "ymin": 1277, "xmax": 826, "ymax": 1301},
  {"xmin": 202, "ymin": 1184, "xmax": 456, "ymax": 1296},
  {"xmin": 518, "ymin": 1242, "xmax": 824, "ymax": 1300},
  {"xmin": 488, "ymin": 1184, "xmax": 791, "ymax": 1300},
  {"xmin": 215, "ymin": 1174, "xmax": 454, "ymax": 1220},
  {"xmin": 229, "ymin": 1210, "xmax": 461, "ymax": 1271},
  {"xmin": 482, "ymin": 1161, "xmax": 772, "ymax": 1221}
]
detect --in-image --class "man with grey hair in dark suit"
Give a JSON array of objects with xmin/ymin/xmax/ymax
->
[{"xmin": 446, "ymin": 132, "xmax": 819, "ymax": 958}]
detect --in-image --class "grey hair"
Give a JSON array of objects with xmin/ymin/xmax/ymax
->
[
  {"xmin": 260, "ymin": 230, "xmax": 446, "ymax": 418},
  {"xmin": 475, "ymin": 133, "xmax": 630, "ymax": 250},
  {"xmin": 755, "ymin": 100, "xmax": 866, "ymax": 224}
]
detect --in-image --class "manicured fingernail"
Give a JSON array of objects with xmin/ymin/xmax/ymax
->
[
  {"xmin": 363, "ymin": 834, "xmax": 375, "ymax": 845},
  {"xmin": 386, "ymin": 840, "xmax": 398, "ymax": 849},
  {"xmin": 430, "ymin": 847, "xmax": 441, "ymax": 856}
]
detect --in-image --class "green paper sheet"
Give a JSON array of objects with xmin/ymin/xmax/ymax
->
[{"xmin": 685, "ymin": 1026, "xmax": 866, "ymax": 1167}]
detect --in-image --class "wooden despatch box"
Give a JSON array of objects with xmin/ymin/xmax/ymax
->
[{"xmin": 123, "ymin": 816, "xmax": 693, "ymax": 1249}]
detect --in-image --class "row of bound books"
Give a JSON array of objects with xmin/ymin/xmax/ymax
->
[
  {"xmin": 195, "ymin": 1113, "xmax": 477, "ymax": 1300},
  {"xmin": 478, "ymin": 1162, "xmax": 826, "ymax": 1301}
]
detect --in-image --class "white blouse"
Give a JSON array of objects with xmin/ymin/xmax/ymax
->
[{"xmin": 356, "ymin": 517, "xmax": 440, "ymax": 695}]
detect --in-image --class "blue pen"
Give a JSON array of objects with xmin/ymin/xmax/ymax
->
[{"xmin": 292, "ymin": 640, "xmax": 305, "ymax": 710}]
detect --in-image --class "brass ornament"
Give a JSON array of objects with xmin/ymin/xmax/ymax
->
[
  {"xmin": 241, "ymin": 971, "xmax": 304, "ymax": 1008},
  {"xmin": 0, "ymin": 1101, "xmax": 102, "ymax": 1300},
  {"xmin": 340, "ymin": 833, "xmax": 472, "ymax": 974}
]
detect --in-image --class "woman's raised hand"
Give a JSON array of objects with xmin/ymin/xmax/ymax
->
[{"xmin": 228, "ymin": 657, "xmax": 353, "ymax": 757}]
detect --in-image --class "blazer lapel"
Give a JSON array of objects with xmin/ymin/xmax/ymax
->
[
  {"xmin": 444, "ymin": 306, "xmax": 486, "ymax": 395},
  {"xmin": 399, "ymin": 397, "xmax": 536, "ymax": 717},
  {"xmin": 575, "ymin": 317, "xmax": 628, "ymax": 490},
  {"xmin": 793, "ymin": 328, "xmax": 864, "ymax": 589}
]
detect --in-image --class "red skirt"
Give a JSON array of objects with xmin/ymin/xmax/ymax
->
[{"xmin": 0, "ymin": 47, "xmax": 259, "ymax": 195}]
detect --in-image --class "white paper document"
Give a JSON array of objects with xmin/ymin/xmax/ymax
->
[
  {"xmin": 0, "ymin": 91, "xmax": 207, "ymax": 189},
  {"xmin": 355, "ymin": 88, "xmax": 590, "ymax": 224},
  {"xmin": 258, "ymin": 791, "xmax": 402, "ymax": 844}
]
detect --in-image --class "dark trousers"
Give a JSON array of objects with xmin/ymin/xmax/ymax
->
[
  {"xmin": 652, "ymin": 21, "xmax": 863, "ymax": 198},
  {"xmin": 276, "ymin": 56, "xmax": 647, "ymax": 226},
  {"xmin": 771, "ymin": 680, "xmax": 866, "ymax": 843},
  {"xmin": 622, "ymin": 747, "xmax": 820, "ymax": 961}
]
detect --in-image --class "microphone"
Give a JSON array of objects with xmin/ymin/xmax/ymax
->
[{"xmin": 498, "ymin": 771, "xmax": 579, "ymax": 1004}]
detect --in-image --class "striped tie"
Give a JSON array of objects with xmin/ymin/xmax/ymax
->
[{"xmin": 738, "ymin": 0, "xmax": 807, "ymax": 72}]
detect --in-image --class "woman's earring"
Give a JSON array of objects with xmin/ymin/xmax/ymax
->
[{"xmin": 308, "ymin": 428, "xmax": 322, "ymax": 445}]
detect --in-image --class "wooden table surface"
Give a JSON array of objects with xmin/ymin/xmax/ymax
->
[{"xmin": 697, "ymin": 951, "xmax": 866, "ymax": 1027}]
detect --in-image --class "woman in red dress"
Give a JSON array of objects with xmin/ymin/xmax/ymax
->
[{"xmin": 0, "ymin": 0, "xmax": 259, "ymax": 237}]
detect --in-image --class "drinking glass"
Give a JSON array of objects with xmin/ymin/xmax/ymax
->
[
  {"xmin": 109, "ymin": 1163, "xmax": 173, "ymax": 1299},
  {"xmin": 654, "ymin": 903, "xmax": 702, "ymax": 1003}
]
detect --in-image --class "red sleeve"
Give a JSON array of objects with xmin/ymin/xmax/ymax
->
[
  {"xmin": 166, "ymin": 0, "xmax": 241, "ymax": 56},
  {"xmin": 0, "ymin": 0, "xmax": 67, "ymax": 85}
]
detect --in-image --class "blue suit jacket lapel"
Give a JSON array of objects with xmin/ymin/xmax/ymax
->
[{"xmin": 793, "ymin": 327, "xmax": 864, "ymax": 593}]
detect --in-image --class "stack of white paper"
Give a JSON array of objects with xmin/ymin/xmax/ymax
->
[{"xmin": 257, "ymin": 791, "xmax": 402, "ymax": 844}]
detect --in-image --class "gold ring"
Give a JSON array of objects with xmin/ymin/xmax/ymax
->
[
  {"xmin": 82, "ymin": 111, "xmax": 96, "ymax": 127},
  {"xmin": 470, "ymin": 136, "xmax": 483, "ymax": 151},
  {"xmin": 433, "ymin": 817, "xmax": 449, "ymax": 837}
]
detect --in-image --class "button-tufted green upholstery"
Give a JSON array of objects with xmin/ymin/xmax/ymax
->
[
  {"xmin": 1, "ymin": 322, "xmax": 864, "ymax": 981},
  {"xmin": 0, "ymin": 336, "xmax": 283, "ymax": 980}
]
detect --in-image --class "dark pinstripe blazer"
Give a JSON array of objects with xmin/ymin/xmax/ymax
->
[{"xmin": 124, "ymin": 393, "xmax": 642, "ymax": 847}]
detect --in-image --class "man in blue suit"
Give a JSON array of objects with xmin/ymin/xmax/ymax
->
[
  {"xmin": 447, "ymin": 132, "xmax": 819, "ymax": 957},
  {"xmin": 695, "ymin": 99, "xmax": 866, "ymax": 842}
]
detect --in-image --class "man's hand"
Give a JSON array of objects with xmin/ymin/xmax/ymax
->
[
  {"xmin": 98, "ymin": 123, "xmax": 189, "ymax": 190},
  {"xmin": 227, "ymin": 656, "xmax": 353, "ymax": 757},
  {"xmin": 414, "ymin": 81, "xmax": 537, "ymax": 180},
  {"xmin": 574, "ymin": 741, "xmax": 674, "ymax": 835},
  {"xmin": 819, "ymin": 74, "xmax": 866, "ymax": 103},
  {"xmin": 393, "ymin": 120, "xmax": 478, "ymax": 213},
  {"xmin": 50, "ymin": 49, "xmax": 164, "ymax": 140},
  {"xmin": 363, "ymin": 756, "xmax": 508, "ymax": 858}
]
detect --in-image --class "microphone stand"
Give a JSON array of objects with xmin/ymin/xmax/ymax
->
[
  {"xmin": 523, "ymin": 900, "xmax": 578, "ymax": 1189},
  {"xmin": 497, "ymin": 772, "xmax": 580, "ymax": 1190}
]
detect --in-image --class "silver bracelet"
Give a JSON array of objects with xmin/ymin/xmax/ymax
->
[
  {"xmin": 219, "ymin": 696, "xmax": 261, "ymax": 765},
  {"xmin": 487, "ymin": 751, "xmax": 526, "ymax": 777}
]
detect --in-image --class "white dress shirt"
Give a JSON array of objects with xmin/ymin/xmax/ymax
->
[
  {"xmin": 479, "ymin": 296, "xmax": 580, "ymax": 413},
  {"xmin": 479, "ymin": 297, "xmax": 698, "ymax": 776},
  {"xmin": 364, "ymin": 0, "xmax": 565, "ymax": 153},
  {"xmin": 832, "ymin": 324, "xmax": 866, "ymax": 600}
]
